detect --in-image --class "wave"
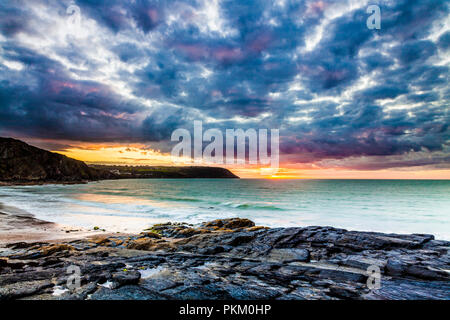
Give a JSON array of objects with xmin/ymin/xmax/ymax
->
[
  {"xmin": 157, "ymin": 196, "xmax": 203, "ymax": 203},
  {"xmin": 218, "ymin": 202, "xmax": 286, "ymax": 211}
]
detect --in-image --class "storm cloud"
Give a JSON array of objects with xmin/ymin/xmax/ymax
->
[{"xmin": 0, "ymin": 0, "xmax": 448, "ymax": 170}]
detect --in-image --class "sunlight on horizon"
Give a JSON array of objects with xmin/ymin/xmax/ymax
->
[{"xmin": 56, "ymin": 145, "xmax": 450, "ymax": 180}]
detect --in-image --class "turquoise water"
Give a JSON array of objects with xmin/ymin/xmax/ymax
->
[{"xmin": 0, "ymin": 179, "xmax": 449, "ymax": 239}]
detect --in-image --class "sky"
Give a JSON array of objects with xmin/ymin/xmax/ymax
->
[{"xmin": 0, "ymin": 0, "xmax": 449, "ymax": 179}]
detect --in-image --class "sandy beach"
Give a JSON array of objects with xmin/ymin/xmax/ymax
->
[{"xmin": 0, "ymin": 203, "xmax": 124, "ymax": 245}]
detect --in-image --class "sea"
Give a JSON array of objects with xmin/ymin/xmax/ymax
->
[{"xmin": 0, "ymin": 179, "xmax": 449, "ymax": 240}]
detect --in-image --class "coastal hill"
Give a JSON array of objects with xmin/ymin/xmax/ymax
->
[
  {"xmin": 0, "ymin": 137, "xmax": 114, "ymax": 183},
  {"xmin": 89, "ymin": 164, "xmax": 239, "ymax": 179},
  {"xmin": 0, "ymin": 137, "xmax": 238, "ymax": 184}
]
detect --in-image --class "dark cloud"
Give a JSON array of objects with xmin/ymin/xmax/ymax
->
[
  {"xmin": 394, "ymin": 40, "xmax": 437, "ymax": 65},
  {"xmin": 0, "ymin": 3, "xmax": 31, "ymax": 37},
  {"xmin": 0, "ymin": 0, "xmax": 448, "ymax": 170},
  {"xmin": 77, "ymin": 0, "xmax": 164, "ymax": 33},
  {"xmin": 438, "ymin": 31, "xmax": 450, "ymax": 50}
]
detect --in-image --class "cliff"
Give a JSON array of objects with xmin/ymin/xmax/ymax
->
[{"xmin": 0, "ymin": 137, "xmax": 113, "ymax": 183}]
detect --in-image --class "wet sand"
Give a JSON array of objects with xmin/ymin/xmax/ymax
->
[{"xmin": 0, "ymin": 203, "xmax": 123, "ymax": 245}]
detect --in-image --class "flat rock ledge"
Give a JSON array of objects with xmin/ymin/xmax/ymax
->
[{"xmin": 0, "ymin": 218, "xmax": 449, "ymax": 300}]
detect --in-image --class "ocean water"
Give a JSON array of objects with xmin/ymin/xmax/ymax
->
[{"xmin": 0, "ymin": 179, "xmax": 449, "ymax": 239}]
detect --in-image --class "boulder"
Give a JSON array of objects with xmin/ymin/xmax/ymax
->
[
  {"xmin": 267, "ymin": 248, "xmax": 310, "ymax": 263},
  {"xmin": 201, "ymin": 218, "xmax": 255, "ymax": 230},
  {"xmin": 112, "ymin": 271, "xmax": 141, "ymax": 287}
]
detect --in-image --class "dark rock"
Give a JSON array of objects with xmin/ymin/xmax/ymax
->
[
  {"xmin": 201, "ymin": 218, "xmax": 255, "ymax": 230},
  {"xmin": 63, "ymin": 282, "xmax": 98, "ymax": 300},
  {"xmin": 404, "ymin": 265, "xmax": 449, "ymax": 281},
  {"xmin": 227, "ymin": 284, "xmax": 284, "ymax": 299},
  {"xmin": 162, "ymin": 284, "xmax": 232, "ymax": 300},
  {"xmin": 311, "ymin": 268, "xmax": 367, "ymax": 283},
  {"xmin": 40, "ymin": 244, "xmax": 75, "ymax": 256},
  {"xmin": 40, "ymin": 258, "xmax": 62, "ymax": 267},
  {"xmin": 362, "ymin": 279, "xmax": 450, "ymax": 300},
  {"xmin": 0, "ymin": 280, "xmax": 54, "ymax": 300},
  {"xmin": 90, "ymin": 285, "xmax": 167, "ymax": 300},
  {"xmin": 328, "ymin": 284, "xmax": 360, "ymax": 299},
  {"xmin": 0, "ymin": 269, "xmax": 62, "ymax": 286},
  {"xmin": 139, "ymin": 231, "xmax": 161, "ymax": 239},
  {"xmin": 1, "ymin": 217, "xmax": 449, "ymax": 300},
  {"xmin": 267, "ymin": 248, "xmax": 310, "ymax": 262},
  {"xmin": 87, "ymin": 271, "xmax": 112, "ymax": 284},
  {"xmin": 140, "ymin": 278, "xmax": 180, "ymax": 292},
  {"xmin": 112, "ymin": 271, "xmax": 141, "ymax": 287},
  {"xmin": 198, "ymin": 245, "xmax": 226, "ymax": 255},
  {"xmin": 278, "ymin": 286, "xmax": 329, "ymax": 300},
  {"xmin": 226, "ymin": 233, "xmax": 255, "ymax": 246},
  {"xmin": 385, "ymin": 258, "xmax": 406, "ymax": 276},
  {"xmin": 339, "ymin": 255, "xmax": 386, "ymax": 270}
]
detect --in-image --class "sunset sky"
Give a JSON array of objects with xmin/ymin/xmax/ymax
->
[{"xmin": 0, "ymin": 0, "xmax": 449, "ymax": 179}]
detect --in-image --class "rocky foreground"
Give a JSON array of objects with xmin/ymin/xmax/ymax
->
[{"xmin": 0, "ymin": 218, "xmax": 449, "ymax": 300}]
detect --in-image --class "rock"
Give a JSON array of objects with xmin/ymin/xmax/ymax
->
[
  {"xmin": 63, "ymin": 282, "xmax": 98, "ymax": 300},
  {"xmin": 90, "ymin": 285, "xmax": 167, "ymax": 300},
  {"xmin": 40, "ymin": 257, "xmax": 62, "ymax": 267},
  {"xmin": 201, "ymin": 218, "xmax": 255, "ymax": 230},
  {"xmin": 139, "ymin": 231, "xmax": 161, "ymax": 239},
  {"xmin": 0, "ymin": 280, "xmax": 54, "ymax": 300},
  {"xmin": 362, "ymin": 279, "xmax": 450, "ymax": 300},
  {"xmin": 89, "ymin": 236, "xmax": 111, "ymax": 245},
  {"xmin": 385, "ymin": 258, "xmax": 406, "ymax": 276},
  {"xmin": 279, "ymin": 286, "xmax": 329, "ymax": 300},
  {"xmin": 245, "ymin": 226, "xmax": 269, "ymax": 232},
  {"xmin": 404, "ymin": 265, "xmax": 449, "ymax": 281},
  {"xmin": 328, "ymin": 284, "xmax": 360, "ymax": 299},
  {"xmin": 198, "ymin": 246, "xmax": 226, "ymax": 255},
  {"xmin": 339, "ymin": 255, "xmax": 387, "ymax": 270},
  {"xmin": 222, "ymin": 283, "xmax": 285, "ymax": 299},
  {"xmin": 140, "ymin": 278, "xmax": 180, "ymax": 292},
  {"xmin": 127, "ymin": 238, "xmax": 156, "ymax": 250},
  {"xmin": 0, "ymin": 217, "xmax": 449, "ymax": 300},
  {"xmin": 178, "ymin": 228, "xmax": 202, "ymax": 237},
  {"xmin": 225, "ymin": 233, "xmax": 255, "ymax": 246},
  {"xmin": 309, "ymin": 268, "xmax": 367, "ymax": 283},
  {"xmin": 149, "ymin": 223, "xmax": 194, "ymax": 238},
  {"xmin": 87, "ymin": 271, "xmax": 112, "ymax": 284},
  {"xmin": 127, "ymin": 238, "xmax": 173, "ymax": 251},
  {"xmin": 40, "ymin": 244, "xmax": 75, "ymax": 256},
  {"xmin": 112, "ymin": 271, "xmax": 141, "ymax": 287},
  {"xmin": 162, "ymin": 284, "xmax": 232, "ymax": 300},
  {"xmin": 6, "ymin": 242, "xmax": 41, "ymax": 249},
  {"xmin": 6, "ymin": 260, "xmax": 39, "ymax": 269},
  {"xmin": 267, "ymin": 248, "xmax": 310, "ymax": 263}
]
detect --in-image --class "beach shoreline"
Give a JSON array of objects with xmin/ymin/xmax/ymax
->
[{"xmin": 0, "ymin": 204, "xmax": 129, "ymax": 245}]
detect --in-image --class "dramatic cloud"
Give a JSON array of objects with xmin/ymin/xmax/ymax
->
[{"xmin": 0, "ymin": 0, "xmax": 448, "ymax": 171}]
